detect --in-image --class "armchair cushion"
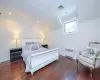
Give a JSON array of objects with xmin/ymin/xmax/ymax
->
[
  {"xmin": 78, "ymin": 55, "xmax": 94, "ymax": 65},
  {"xmin": 78, "ymin": 56, "xmax": 94, "ymax": 68}
]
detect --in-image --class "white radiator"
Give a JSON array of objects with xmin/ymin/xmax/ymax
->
[{"xmin": 65, "ymin": 48, "xmax": 74, "ymax": 58}]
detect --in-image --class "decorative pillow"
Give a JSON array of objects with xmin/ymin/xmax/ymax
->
[
  {"xmin": 37, "ymin": 42, "xmax": 42, "ymax": 48},
  {"xmin": 31, "ymin": 43, "xmax": 38, "ymax": 51},
  {"xmin": 85, "ymin": 47, "xmax": 100, "ymax": 56},
  {"xmin": 25, "ymin": 42, "xmax": 38, "ymax": 51},
  {"xmin": 23, "ymin": 42, "xmax": 43, "ymax": 52},
  {"xmin": 25, "ymin": 42, "xmax": 34, "ymax": 50}
]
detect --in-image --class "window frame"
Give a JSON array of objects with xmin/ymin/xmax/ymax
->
[{"xmin": 63, "ymin": 20, "xmax": 78, "ymax": 35}]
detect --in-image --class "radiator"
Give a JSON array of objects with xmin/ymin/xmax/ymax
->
[{"xmin": 65, "ymin": 48, "xmax": 74, "ymax": 58}]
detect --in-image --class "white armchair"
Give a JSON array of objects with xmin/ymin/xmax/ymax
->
[{"xmin": 77, "ymin": 42, "xmax": 100, "ymax": 77}]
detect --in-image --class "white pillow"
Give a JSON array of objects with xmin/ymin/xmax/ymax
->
[
  {"xmin": 22, "ymin": 42, "xmax": 43, "ymax": 53},
  {"xmin": 37, "ymin": 42, "xmax": 42, "ymax": 48},
  {"xmin": 27, "ymin": 43, "xmax": 38, "ymax": 50},
  {"xmin": 31, "ymin": 43, "xmax": 38, "ymax": 50}
]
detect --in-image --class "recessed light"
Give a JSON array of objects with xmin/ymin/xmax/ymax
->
[
  {"xmin": 37, "ymin": 21, "xmax": 40, "ymax": 23},
  {"xmin": 9, "ymin": 12, "xmax": 12, "ymax": 15}
]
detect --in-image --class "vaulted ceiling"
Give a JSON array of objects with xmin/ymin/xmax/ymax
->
[
  {"xmin": 77, "ymin": 0, "xmax": 100, "ymax": 21},
  {"xmin": 0, "ymin": 0, "xmax": 100, "ymax": 29}
]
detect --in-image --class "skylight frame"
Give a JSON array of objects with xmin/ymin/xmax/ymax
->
[{"xmin": 63, "ymin": 20, "xmax": 78, "ymax": 35}]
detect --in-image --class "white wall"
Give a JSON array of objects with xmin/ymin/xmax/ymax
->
[
  {"xmin": 0, "ymin": 15, "xmax": 45, "ymax": 63},
  {"xmin": 47, "ymin": 19, "xmax": 100, "ymax": 58}
]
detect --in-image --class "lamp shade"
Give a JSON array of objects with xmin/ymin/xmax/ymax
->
[
  {"xmin": 41, "ymin": 35, "xmax": 45, "ymax": 39},
  {"xmin": 13, "ymin": 32, "xmax": 20, "ymax": 39},
  {"xmin": 40, "ymin": 32, "xmax": 45, "ymax": 44},
  {"xmin": 40, "ymin": 32, "xmax": 45, "ymax": 39}
]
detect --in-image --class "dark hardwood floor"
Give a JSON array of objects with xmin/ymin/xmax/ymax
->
[{"xmin": 0, "ymin": 56, "xmax": 100, "ymax": 80}]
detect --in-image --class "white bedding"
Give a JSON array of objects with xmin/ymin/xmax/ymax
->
[{"xmin": 21, "ymin": 47, "xmax": 47, "ymax": 72}]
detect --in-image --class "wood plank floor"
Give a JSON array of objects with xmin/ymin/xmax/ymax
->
[{"xmin": 0, "ymin": 56, "xmax": 100, "ymax": 80}]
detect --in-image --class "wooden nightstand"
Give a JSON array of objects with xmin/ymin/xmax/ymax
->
[{"xmin": 42, "ymin": 44, "xmax": 48, "ymax": 48}]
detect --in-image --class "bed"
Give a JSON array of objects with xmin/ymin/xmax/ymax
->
[{"xmin": 21, "ymin": 39, "xmax": 59, "ymax": 75}]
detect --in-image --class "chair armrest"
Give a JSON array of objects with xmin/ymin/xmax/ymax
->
[
  {"xmin": 95, "ymin": 57, "xmax": 100, "ymax": 60},
  {"xmin": 94, "ymin": 56, "xmax": 100, "ymax": 68}
]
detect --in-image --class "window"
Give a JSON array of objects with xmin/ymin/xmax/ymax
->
[{"xmin": 64, "ymin": 20, "xmax": 77, "ymax": 34}]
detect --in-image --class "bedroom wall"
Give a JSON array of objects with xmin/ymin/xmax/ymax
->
[
  {"xmin": 0, "ymin": 14, "xmax": 45, "ymax": 63},
  {"xmin": 47, "ymin": 18, "xmax": 100, "ymax": 59}
]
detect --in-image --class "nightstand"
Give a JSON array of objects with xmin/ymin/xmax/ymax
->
[
  {"xmin": 10, "ymin": 48, "xmax": 22, "ymax": 62},
  {"xmin": 42, "ymin": 44, "xmax": 48, "ymax": 48}
]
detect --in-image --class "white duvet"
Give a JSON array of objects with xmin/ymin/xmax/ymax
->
[{"xmin": 21, "ymin": 48, "xmax": 47, "ymax": 72}]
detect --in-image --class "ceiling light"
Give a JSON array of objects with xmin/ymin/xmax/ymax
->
[{"xmin": 9, "ymin": 12, "xmax": 12, "ymax": 15}]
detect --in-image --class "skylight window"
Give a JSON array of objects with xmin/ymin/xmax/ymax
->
[{"xmin": 64, "ymin": 20, "xmax": 77, "ymax": 34}]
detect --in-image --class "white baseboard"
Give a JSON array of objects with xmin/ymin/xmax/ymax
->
[{"xmin": 0, "ymin": 59, "xmax": 10, "ymax": 63}]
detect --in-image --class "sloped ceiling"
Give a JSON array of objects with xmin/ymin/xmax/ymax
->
[
  {"xmin": 76, "ymin": 0, "xmax": 100, "ymax": 22},
  {"xmin": 0, "ymin": 0, "xmax": 100, "ymax": 29}
]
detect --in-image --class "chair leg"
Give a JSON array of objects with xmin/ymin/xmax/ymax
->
[
  {"xmin": 77, "ymin": 59, "xmax": 79, "ymax": 72},
  {"xmin": 90, "ymin": 68, "xmax": 94, "ymax": 77},
  {"xmin": 31, "ymin": 72, "xmax": 34, "ymax": 76}
]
